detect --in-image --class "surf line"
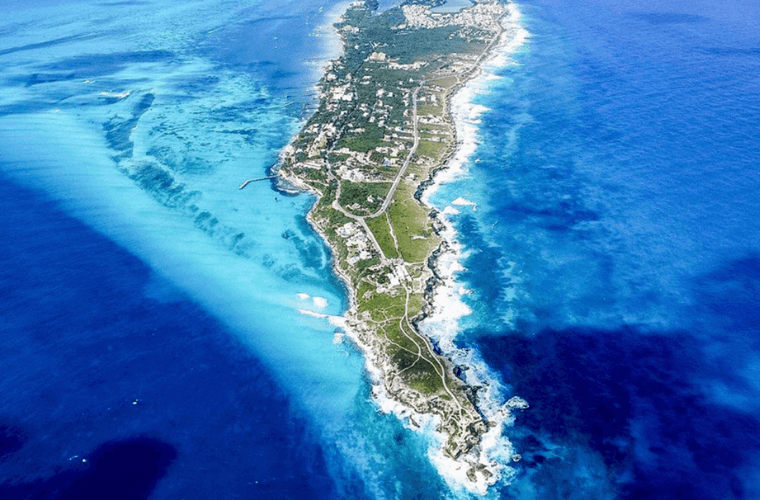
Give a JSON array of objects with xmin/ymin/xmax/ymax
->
[{"xmin": 238, "ymin": 176, "xmax": 277, "ymax": 190}]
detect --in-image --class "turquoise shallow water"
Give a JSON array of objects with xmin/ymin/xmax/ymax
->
[
  {"xmin": 0, "ymin": 1, "xmax": 457, "ymax": 498},
  {"xmin": 3, "ymin": 0, "xmax": 760, "ymax": 498}
]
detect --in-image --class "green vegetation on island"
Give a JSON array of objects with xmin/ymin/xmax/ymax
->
[{"xmin": 277, "ymin": 0, "xmax": 510, "ymax": 485}]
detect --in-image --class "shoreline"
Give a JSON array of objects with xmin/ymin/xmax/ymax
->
[
  {"xmin": 267, "ymin": 2, "xmax": 352, "ymax": 187},
  {"xmin": 306, "ymin": 1, "xmax": 353, "ymax": 82},
  {"xmin": 275, "ymin": 2, "xmax": 529, "ymax": 495},
  {"xmin": 415, "ymin": 4, "xmax": 531, "ymax": 493}
]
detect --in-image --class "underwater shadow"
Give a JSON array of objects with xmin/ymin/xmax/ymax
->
[
  {"xmin": 481, "ymin": 324, "xmax": 760, "ymax": 499},
  {"xmin": 0, "ymin": 421, "xmax": 29, "ymax": 460},
  {"xmin": 0, "ymin": 437, "xmax": 177, "ymax": 500},
  {"xmin": 480, "ymin": 254, "xmax": 760, "ymax": 499}
]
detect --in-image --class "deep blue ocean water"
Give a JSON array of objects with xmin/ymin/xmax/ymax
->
[
  {"xmin": 0, "ymin": 179, "xmax": 338, "ymax": 499},
  {"xmin": 2, "ymin": 0, "xmax": 760, "ymax": 498},
  {"xmin": 0, "ymin": 1, "xmax": 448, "ymax": 498},
  {"xmin": 429, "ymin": 0, "xmax": 760, "ymax": 498}
]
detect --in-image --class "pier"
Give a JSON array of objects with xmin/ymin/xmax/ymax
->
[{"xmin": 238, "ymin": 176, "xmax": 276, "ymax": 190}]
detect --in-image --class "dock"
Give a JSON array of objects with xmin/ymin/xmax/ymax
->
[{"xmin": 238, "ymin": 176, "xmax": 277, "ymax": 190}]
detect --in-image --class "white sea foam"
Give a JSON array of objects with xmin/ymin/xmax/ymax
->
[
  {"xmin": 451, "ymin": 196, "xmax": 478, "ymax": 211},
  {"xmin": 304, "ymin": 1, "xmax": 353, "ymax": 86},
  {"xmin": 298, "ymin": 309, "xmax": 328, "ymax": 319},
  {"xmin": 332, "ymin": 6, "xmax": 531, "ymax": 486},
  {"xmin": 297, "ymin": 308, "xmax": 346, "ymax": 327},
  {"xmin": 417, "ymin": 3, "xmax": 531, "ymax": 494},
  {"xmin": 0, "ymin": 0, "xmax": 530, "ymax": 496},
  {"xmin": 296, "ymin": 292, "xmax": 330, "ymax": 310},
  {"xmin": 98, "ymin": 91, "xmax": 131, "ymax": 99},
  {"xmin": 422, "ymin": 3, "xmax": 530, "ymax": 205}
]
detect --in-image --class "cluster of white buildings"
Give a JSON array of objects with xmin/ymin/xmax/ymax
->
[
  {"xmin": 336, "ymin": 222, "xmax": 374, "ymax": 264},
  {"xmin": 399, "ymin": 2, "xmax": 506, "ymax": 32}
]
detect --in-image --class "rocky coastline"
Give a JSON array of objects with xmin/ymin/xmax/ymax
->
[{"xmin": 274, "ymin": 0, "xmax": 525, "ymax": 492}]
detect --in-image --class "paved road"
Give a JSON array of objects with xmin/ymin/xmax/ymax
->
[
  {"xmin": 369, "ymin": 84, "xmax": 422, "ymax": 219},
  {"xmin": 328, "ymin": 83, "xmax": 423, "ymax": 260},
  {"xmin": 330, "ymin": 173, "xmax": 387, "ymax": 262}
]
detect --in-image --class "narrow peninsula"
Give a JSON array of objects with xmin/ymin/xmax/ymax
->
[{"xmin": 277, "ymin": 0, "xmax": 520, "ymax": 488}]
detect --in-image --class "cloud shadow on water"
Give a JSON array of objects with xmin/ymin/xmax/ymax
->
[
  {"xmin": 0, "ymin": 437, "xmax": 177, "ymax": 500},
  {"xmin": 0, "ymin": 423, "xmax": 28, "ymax": 461},
  {"xmin": 482, "ymin": 326, "xmax": 760, "ymax": 499},
  {"xmin": 477, "ymin": 256, "xmax": 760, "ymax": 499}
]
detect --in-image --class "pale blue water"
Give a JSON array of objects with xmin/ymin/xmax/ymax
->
[
  {"xmin": 431, "ymin": 0, "xmax": 473, "ymax": 13},
  {"xmin": 2, "ymin": 0, "xmax": 759, "ymax": 498},
  {"xmin": 0, "ymin": 1, "xmax": 450, "ymax": 498}
]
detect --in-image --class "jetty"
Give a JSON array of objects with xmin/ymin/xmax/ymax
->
[{"xmin": 238, "ymin": 176, "xmax": 276, "ymax": 190}]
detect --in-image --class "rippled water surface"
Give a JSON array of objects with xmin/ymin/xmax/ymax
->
[
  {"xmin": 2, "ymin": 0, "xmax": 759, "ymax": 498},
  {"xmin": 430, "ymin": 0, "xmax": 760, "ymax": 497},
  {"xmin": 0, "ymin": 1, "xmax": 450, "ymax": 498}
]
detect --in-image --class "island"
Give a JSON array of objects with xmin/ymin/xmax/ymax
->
[{"xmin": 276, "ymin": 0, "xmax": 522, "ymax": 488}]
